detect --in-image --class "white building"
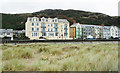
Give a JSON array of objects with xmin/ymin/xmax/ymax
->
[
  {"xmin": 0, "ymin": 29, "xmax": 14, "ymax": 40},
  {"xmin": 25, "ymin": 17, "xmax": 70, "ymax": 40},
  {"xmin": 102, "ymin": 26, "xmax": 111, "ymax": 39},
  {"xmin": 110, "ymin": 26, "xmax": 120, "ymax": 38}
]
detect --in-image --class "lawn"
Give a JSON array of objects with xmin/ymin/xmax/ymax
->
[{"xmin": 0, "ymin": 43, "xmax": 118, "ymax": 71}]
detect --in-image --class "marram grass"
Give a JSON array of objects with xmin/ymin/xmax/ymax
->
[{"xmin": 1, "ymin": 43, "xmax": 118, "ymax": 71}]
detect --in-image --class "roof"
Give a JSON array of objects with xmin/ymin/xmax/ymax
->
[
  {"xmin": 0, "ymin": 29, "xmax": 13, "ymax": 33},
  {"xmin": 70, "ymin": 23, "xmax": 80, "ymax": 27},
  {"xmin": 58, "ymin": 19, "xmax": 69, "ymax": 23}
]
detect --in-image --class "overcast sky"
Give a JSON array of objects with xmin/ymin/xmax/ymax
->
[{"xmin": 0, "ymin": 0, "xmax": 119, "ymax": 16}]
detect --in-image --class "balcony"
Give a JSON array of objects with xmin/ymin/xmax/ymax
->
[
  {"xmin": 41, "ymin": 25, "xmax": 46, "ymax": 28},
  {"xmin": 64, "ymin": 31, "xmax": 67, "ymax": 34},
  {"xmin": 54, "ymin": 30, "xmax": 58, "ymax": 33},
  {"xmin": 78, "ymin": 34, "xmax": 81, "ymax": 36},
  {"xmin": 54, "ymin": 26, "xmax": 58, "ymax": 28},
  {"xmin": 41, "ymin": 30, "xmax": 46, "ymax": 33},
  {"xmin": 64, "ymin": 27, "xmax": 67, "ymax": 30}
]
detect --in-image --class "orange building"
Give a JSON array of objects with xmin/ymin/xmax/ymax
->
[{"xmin": 70, "ymin": 27, "xmax": 75, "ymax": 39}]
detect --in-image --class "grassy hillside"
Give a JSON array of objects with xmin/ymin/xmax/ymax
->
[
  {"xmin": 1, "ymin": 43, "xmax": 118, "ymax": 71},
  {"xmin": 2, "ymin": 9, "xmax": 119, "ymax": 30}
]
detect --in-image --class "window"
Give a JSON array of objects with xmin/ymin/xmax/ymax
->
[
  {"xmin": 32, "ymin": 32, "xmax": 38, "ymax": 37},
  {"xmin": 55, "ymin": 19, "xmax": 57, "ymax": 22},
  {"xmin": 34, "ymin": 33, "xmax": 36, "ymax": 36},
  {"xmin": 42, "ymin": 19, "xmax": 44, "ymax": 22},
  {"xmin": 0, "ymin": 33, "xmax": 3, "ymax": 35},
  {"xmin": 48, "ymin": 24, "xmax": 50, "ymax": 26},
  {"xmin": 32, "ymin": 23, "xmax": 34, "ymax": 26},
  {"xmin": 36, "ymin": 19, "xmax": 38, "ymax": 21},
  {"xmin": 7, "ymin": 33, "xmax": 10, "ymax": 35},
  {"xmin": 48, "ymin": 33, "xmax": 54, "ymax": 36},
  {"xmin": 41, "ymin": 23, "xmax": 46, "ymax": 27},
  {"xmin": 48, "ymin": 28, "xmax": 50, "ymax": 31},
  {"xmin": 42, "ymin": 33, "xmax": 46, "ymax": 36},
  {"xmin": 33, "ymin": 19, "xmax": 34, "ymax": 21},
  {"xmin": 64, "ymin": 33, "xmax": 67, "ymax": 37},
  {"xmin": 32, "ymin": 28, "xmax": 34, "ymax": 31},
  {"xmin": 51, "ymin": 28, "xmax": 53, "ymax": 31},
  {"xmin": 61, "ymin": 30, "xmax": 63, "ymax": 32},
  {"xmin": 61, "ymin": 25, "xmax": 62, "ymax": 28},
  {"xmin": 64, "ymin": 24, "xmax": 67, "ymax": 28},
  {"xmin": 55, "ymin": 33, "xmax": 58, "ymax": 36},
  {"xmin": 54, "ymin": 23, "xmax": 58, "ymax": 28},
  {"xmin": 32, "ymin": 33, "xmax": 34, "ymax": 36},
  {"xmin": 51, "ymin": 24, "xmax": 53, "ymax": 27},
  {"xmin": 37, "ymin": 23, "xmax": 39, "ymax": 26},
  {"xmin": 55, "ymin": 28, "xmax": 58, "ymax": 32},
  {"xmin": 37, "ymin": 28, "xmax": 39, "ymax": 31},
  {"xmin": 36, "ymin": 32, "xmax": 38, "ymax": 36},
  {"xmin": 29, "ymin": 18, "xmax": 31, "ymax": 21}
]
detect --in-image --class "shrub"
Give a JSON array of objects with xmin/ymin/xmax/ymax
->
[
  {"xmin": 2, "ymin": 59, "xmax": 25, "ymax": 71},
  {"xmin": 49, "ymin": 48, "xmax": 62, "ymax": 55},
  {"xmin": 37, "ymin": 47, "xmax": 50, "ymax": 53},
  {"xmin": 2, "ymin": 48, "xmax": 34, "ymax": 60}
]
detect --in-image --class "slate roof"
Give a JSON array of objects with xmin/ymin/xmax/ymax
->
[
  {"xmin": 58, "ymin": 19, "xmax": 69, "ymax": 23},
  {"xmin": 0, "ymin": 29, "xmax": 13, "ymax": 33}
]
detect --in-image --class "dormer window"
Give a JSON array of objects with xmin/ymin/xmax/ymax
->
[
  {"xmin": 42, "ymin": 19, "xmax": 45, "ymax": 22},
  {"xmin": 55, "ymin": 19, "xmax": 57, "ymax": 22},
  {"xmin": 29, "ymin": 18, "xmax": 31, "ymax": 21}
]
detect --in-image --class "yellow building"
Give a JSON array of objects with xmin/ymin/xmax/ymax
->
[{"xmin": 25, "ymin": 17, "xmax": 70, "ymax": 40}]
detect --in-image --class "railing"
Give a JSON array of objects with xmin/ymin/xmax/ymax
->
[
  {"xmin": 41, "ymin": 30, "xmax": 46, "ymax": 33},
  {"xmin": 64, "ymin": 31, "xmax": 67, "ymax": 33},
  {"xmin": 41, "ymin": 26, "xmax": 46, "ymax": 28},
  {"xmin": 64, "ymin": 27, "xmax": 67, "ymax": 29},
  {"xmin": 54, "ymin": 26, "xmax": 58, "ymax": 28}
]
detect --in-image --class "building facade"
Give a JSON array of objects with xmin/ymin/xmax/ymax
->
[
  {"xmin": 70, "ymin": 23, "xmax": 82, "ymax": 39},
  {"xmin": 82, "ymin": 24, "xmax": 95, "ymax": 39},
  {"xmin": 102, "ymin": 26, "xmax": 111, "ymax": 39},
  {"xmin": 0, "ymin": 29, "xmax": 13, "ymax": 40},
  {"xmin": 25, "ymin": 17, "xmax": 70, "ymax": 40},
  {"xmin": 110, "ymin": 26, "xmax": 120, "ymax": 38},
  {"xmin": 71, "ymin": 24, "xmax": 115, "ymax": 39}
]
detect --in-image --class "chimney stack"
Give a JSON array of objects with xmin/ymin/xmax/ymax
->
[
  {"xmin": 38, "ymin": 16, "xmax": 41, "ymax": 20},
  {"xmin": 101, "ymin": 23, "xmax": 104, "ymax": 27},
  {"xmin": 73, "ymin": 20, "xmax": 76, "ymax": 23}
]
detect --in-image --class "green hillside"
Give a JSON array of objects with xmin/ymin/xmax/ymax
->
[{"xmin": 2, "ymin": 9, "xmax": 119, "ymax": 30}]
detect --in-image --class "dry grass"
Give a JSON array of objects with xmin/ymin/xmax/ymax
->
[{"xmin": 0, "ymin": 43, "xmax": 118, "ymax": 71}]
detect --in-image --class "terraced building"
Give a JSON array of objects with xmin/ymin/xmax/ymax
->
[{"xmin": 25, "ymin": 17, "xmax": 70, "ymax": 40}]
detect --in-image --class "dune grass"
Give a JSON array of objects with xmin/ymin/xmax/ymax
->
[
  {"xmin": 1, "ymin": 43, "xmax": 118, "ymax": 71},
  {"xmin": 0, "ymin": 48, "xmax": 2, "ymax": 73}
]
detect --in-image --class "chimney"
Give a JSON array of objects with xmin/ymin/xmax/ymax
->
[
  {"xmin": 73, "ymin": 20, "xmax": 76, "ymax": 23},
  {"xmin": 38, "ymin": 16, "xmax": 41, "ymax": 20},
  {"xmin": 101, "ymin": 23, "xmax": 104, "ymax": 27},
  {"xmin": 48, "ymin": 16, "xmax": 50, "ymax": 18}
]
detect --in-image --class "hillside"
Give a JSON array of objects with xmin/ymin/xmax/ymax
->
[{"xmin": 2, "ymin": 9, "xmax": 119, "ymax": 30}]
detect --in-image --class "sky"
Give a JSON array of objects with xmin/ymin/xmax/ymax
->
[{"xmin": 0, "ymin": 0, "xmax": 119, "ymax": 16}]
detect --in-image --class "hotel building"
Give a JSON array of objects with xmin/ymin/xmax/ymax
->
[{"xmin": 25, "ymin": 17, "xmax": 70, "ymax": 40}]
